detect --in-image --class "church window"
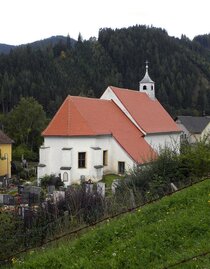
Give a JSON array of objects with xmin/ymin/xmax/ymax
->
[
  {"xmin": 118, "ymin": 161, "xmax": 125, "ymax": 174},
  {"xmin": 143, "ymin": 85, "xmax": 147, "ymax": 90},
  {"xmin": 103, "ymin": 150, "xmax": 108, "ymax": 166},
  {"xmin": 78, "ymin": 152, "xmax": 86, "ymax": 168},
  {"xmin": 151, "ymin": 85, "xmax": 153, "ymax": 90},
  {"xmin": 63, "ymin": 172, "xmax": 68, "ymax": 182}
]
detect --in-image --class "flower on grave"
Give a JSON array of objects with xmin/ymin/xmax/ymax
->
[{"xmin": 12, "ymin": 257, "xmax": 17, "ymax": 264}]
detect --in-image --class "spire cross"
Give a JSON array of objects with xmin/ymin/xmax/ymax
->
[{"xmin": 145, "ymin": 60, "xmax": 149, "ymax": 70}]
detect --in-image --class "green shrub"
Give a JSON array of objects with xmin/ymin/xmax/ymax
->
[
  {"xmin": 180, "ymin": 141, "xmax": 210, "ymax": 180},
  {"xmin": 40, "ymin": 174, "xmax": 64, "ymax": 189},
  {"xmin": 124, "ymin": 140, "xmax": 210, "ymax": 202},
  {"xmin": 0, "ymin": 211, "xmax": 24, "ymax": 260}
]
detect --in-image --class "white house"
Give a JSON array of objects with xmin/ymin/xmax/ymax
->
[
  {"xmin": 37, "ymin": 64, "xmax": 181, "ymax": 186},
  {"xmin": 176, "ymin": 116, "xmax": 210, "ymax": 143}
]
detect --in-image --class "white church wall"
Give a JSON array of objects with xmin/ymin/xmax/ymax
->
[
  {"xmin": 91, "ymin": 147, "xmax": 102, "ymax": 167},
  {"xmin": 37, "ymin": 146, "xmax": 51, "ymax": 184},
  {"xmin": 110, "ymin": 137, "xmax": 134, "ymax": 174},
  {"xmin": 145, "ymin": 132, "xmax": 180, "ymax": 153},
  {"xmin": 38, "ymin": 135, "xmax": 135, "ymax": 186},
  {"xmin": 61, "ymin": 148, "xmax": 72, "ymax": 167}
]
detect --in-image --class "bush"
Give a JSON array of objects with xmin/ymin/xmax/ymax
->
[
  {"xmin": 0, "ymin": 211, "xmax": 24, "ymax": 260},
  {"xmin": 180, "ymin": 141, "xmax": 210, "ymax": 180},
  {"xmin": 40, "ymin": 174, "xmax": 64, "ymax": 189},
  {"xmin": 122, "ymin": 140, "xmax": 210, "ymax": 203}
]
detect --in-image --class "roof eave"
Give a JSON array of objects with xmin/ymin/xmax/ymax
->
[
  {"xmin": 42, "ymin": 133, "xmax": 112, "ymax": 138},
  {"xmin": 146, "ymin": 130, "xmax": 182, "ymax": 135}
]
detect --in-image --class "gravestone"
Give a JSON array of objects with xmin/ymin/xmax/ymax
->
[
  {"xmin": 0, "ymin": 194, "xmax": 4, "ymax": 204},
  {"xmin": 2, "ymin": 177, "xmax": 8, "ymax": 188},
  {"xmin": 47, "ymin": 185, "xmax": 55, "ymax": 194},
  {"xmin": 53, "ymin": 191, "xmax": 65, "ymax": 202},
  {"xmin": 18, "ymin": 185, "xmax": 24, "ymax": 194},
  {"xmin": 24, "ymin": 186, "xmax": 41, "ymax": 195},
  {"xmin": 85, "ymin": 181, "xmax": 93, "ymax": 193},
  {"xmin": 80, "ymin": 175, "xmax": 86, "ymax": 184},
  {"xmin": 111, "ymin": 179, "xmax": 120, "ymax": 194},
  {"xmin": 97, "ymin": 182, "xmax": 105, "ymax": 197},
  {"xmin": 0, "ymin": 194, "xmax": 14, "ymax": 205},
  {"xmin": 21, "ymin": 186, "xmax": 41, "ymax": 204}
]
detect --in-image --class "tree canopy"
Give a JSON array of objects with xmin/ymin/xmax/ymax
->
[
  {"xmin": 0, "ymin": 26, "xmax": 210, "ymax": 119},
  {"xmin": 3, "ymin": 97, "xmax": 47, "ymax": 152}
]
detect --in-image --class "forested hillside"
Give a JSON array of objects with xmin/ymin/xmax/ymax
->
[
  {"xmin": 1, "ymin": 25, "xmax": 210, "ymax": 117},
  {"xmin": 193, "ymin": 33, "xmax": 210, "ymax": 51},
  {"xmin": 0, "ymin": 43, "xmax": 15, "ymax": 54}
]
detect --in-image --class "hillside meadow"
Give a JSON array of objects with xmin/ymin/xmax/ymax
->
[{"xmin": 6, "ymin": 178, "xmax": 210, "ymax": 269}]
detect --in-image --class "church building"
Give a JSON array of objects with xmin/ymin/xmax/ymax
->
[{"xmin": 37, "ymin": 64, "xmax": 181, "ymax": 186}]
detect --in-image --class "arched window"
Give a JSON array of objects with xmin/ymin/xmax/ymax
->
[
  {"xmin": 63, "ymin": 172, "xmax": 68, "ymax": 182},
  {"xmin": 143, "ymin": 85, "xmax": 147, "ymax": 90},
  {"xmin": 151, "ymin": 85, "xmax": 153, "ymax": 90}
]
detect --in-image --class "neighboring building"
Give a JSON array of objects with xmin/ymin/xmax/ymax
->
[
  {"xmin": 175, "ymin": 116, "xmax": 210, "ymax": 143},
  {"xmin": 38, "ymin": 63, "xmax": 181, "ymax": 186},
  {"xmin": 0, "ymin": 130, "xmax": 13, "ymax": 178}
]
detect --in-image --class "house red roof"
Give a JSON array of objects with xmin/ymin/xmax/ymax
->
[
  {"xmin": 42, "ymin": 96, "xmax": 156, "ymax": 163},
  {"xmin": 109, "ymin": 86, "xmax": 180, "ymax": 134},
  {"xmin": 0, "ymin": 130, "xmax": 14, "ymax": 144}
]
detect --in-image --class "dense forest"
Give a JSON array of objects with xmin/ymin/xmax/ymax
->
[{"xmin": 1, "ymin": 25, "xmax": 210, "ymax": 118}]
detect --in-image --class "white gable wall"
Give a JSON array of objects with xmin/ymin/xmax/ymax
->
[
  {"xmin": 145, "ymin": 132, "xmax": 180, "ymax": 153},
  {"xmin": 37, "ymin": 135, "xmax": 134, "ymax": 186},
  {"xmin": 201, "ymin": 122, "xmax": 210, "ymax": 141}
]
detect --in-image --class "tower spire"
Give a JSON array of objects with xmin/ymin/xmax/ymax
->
[
  {"xmin": 139, "ymin": 61, "xmax": 155, "ymax": 99},
  {"xmin": 145, "ymin": 60, "xmax": 149, "ymax": 71}
]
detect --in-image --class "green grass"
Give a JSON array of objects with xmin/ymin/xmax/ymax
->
[
  {"xmin": 101, "ymin": 174, "xmax": 124, "ymax": 187},
  {"xmin": 8, "ymin": 179, "xmax": 210, "ymax": 269},
  {"xmin": 172, "ymin": 253, "xmax": 210, "ymax": 269}
]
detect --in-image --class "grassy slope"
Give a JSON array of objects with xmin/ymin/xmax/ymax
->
[{"xmin": 10, "ymin": 179, "xmax": 210, "ymax": 269}]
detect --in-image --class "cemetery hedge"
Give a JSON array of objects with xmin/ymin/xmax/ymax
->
[{"xmin": 7, "ymin": 178, "xmax": 210, "ymax": 269}]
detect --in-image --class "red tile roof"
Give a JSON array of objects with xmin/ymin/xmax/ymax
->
[
  {"xmin": 0, "ymin": 130, "xmax": 13, "ymax": 144},
  {"xmin": 110, "ymin": 86, "xmax": 180, "ymax": 134},
  {"xmin": 42, "ymin": 96, "xmax": 156, "ymax": 163}
]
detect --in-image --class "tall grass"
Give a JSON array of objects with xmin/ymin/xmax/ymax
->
[{"xmin": 8, "ymin": 179, "xmax": 210, "ymax": 269}]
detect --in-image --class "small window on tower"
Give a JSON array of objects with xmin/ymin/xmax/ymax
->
[
  {"xmin": 143, "ymin": 85, "xmax": 147, "ymax": 90},
  {"xmin": 151, "ymin": 85, "xmax": 153, "ymax": 90}
]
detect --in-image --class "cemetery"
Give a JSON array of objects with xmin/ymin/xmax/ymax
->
[
  {"xmin": 0, "ymin": 166, "xmax": 123, "ymax": 219},
  {"xmin": 1, "ymin": 139, "xmax": 210, "ymax": 263}
]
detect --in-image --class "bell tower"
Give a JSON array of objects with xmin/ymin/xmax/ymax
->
[{"xmin": 139, "ymin": 61, "xmax": 155, "ymax": 99}]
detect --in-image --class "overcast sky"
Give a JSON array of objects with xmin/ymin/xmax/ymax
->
[{"xmin": 1, "ymin": 0, "xmax": 210, "ymax": 45}]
